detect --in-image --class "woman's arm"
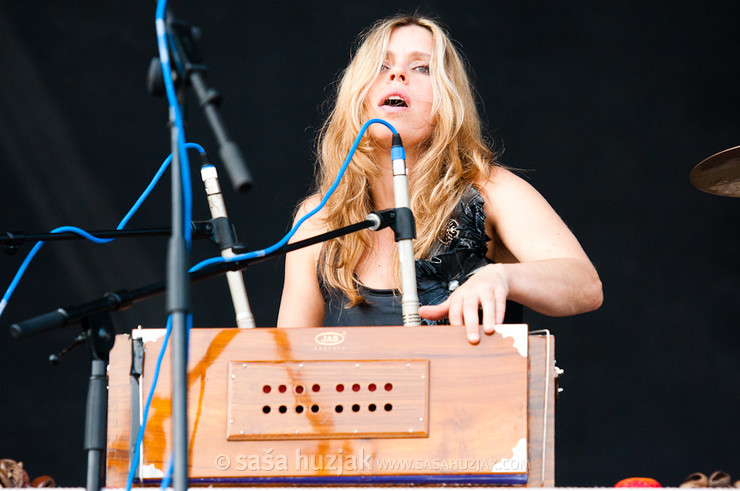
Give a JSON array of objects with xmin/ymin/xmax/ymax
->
[
  {"xmin": 276, "ymin": 198, "xmax": 327, "ymax": 328},
  {"xmin": 419, "ymin": 167, "xmax": 603, "ymax": 342}
]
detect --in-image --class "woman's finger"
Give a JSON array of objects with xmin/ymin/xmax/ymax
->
[
  {"xmin": 462, "ymin": 294, "xmax": 481, "ymax": 344},
  {"xmin": 480, "ymin": 290, "xmax": 497, "ymax": 334}
]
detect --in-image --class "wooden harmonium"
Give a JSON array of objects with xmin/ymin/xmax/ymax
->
[{"xmin": 106, "ymin": 325, "xmax": 534, "ymax": 486}]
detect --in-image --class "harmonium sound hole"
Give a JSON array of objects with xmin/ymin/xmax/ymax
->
[{"xmin": 226, "ymin": 360, "xmax": 429, "ymax": 440}]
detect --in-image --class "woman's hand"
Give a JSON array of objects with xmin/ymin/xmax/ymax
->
[{"xmin": 418, "ymin": 264, "xmax": 509, "ymax": 344}]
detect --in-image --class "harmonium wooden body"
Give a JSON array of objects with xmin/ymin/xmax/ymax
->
[{"xmin": 106, "ymin": 325, "xmax": 555, "ymax": 486}]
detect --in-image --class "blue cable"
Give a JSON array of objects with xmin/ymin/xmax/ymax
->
[
  {"xmin": 155, "ymin": 0, "xmax": 192, "ymax": 243},
  {"xmin": 153, "ymin": 2, "xmax": 194, "ymax": 486},
  {"xmin": 119, "ymin": 142, "xmax": 204, "ymax": 230},
  {"xmin": 125, "ymin": 316, "xmax": 173, "ymax": 490},
  {"xmin": 130, "ymin": 313, "xmax": 190, "ymax": 491},
  {"xmin": 189, "ymin": 118, "xmax": 398, "ymax": 273},
  {"xmin": 0, "ymin": 143, "xmax": 206, "ymax": 321},
  {"xmin": 160, "ymin": 459, "xmax": 174, "ymax": 490},
  {"xmin": 0, "ymin": 229, "xmax": 113, "ymax": 318}
]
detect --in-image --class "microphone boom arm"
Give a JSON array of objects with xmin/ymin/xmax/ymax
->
[{"xmin": 8, "ymin": 210, "xmax": 399, "ymax": 339}]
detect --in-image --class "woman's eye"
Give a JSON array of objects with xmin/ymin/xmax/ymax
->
[
  {"xmin": 380, "ymin": 64, "xmax": 390, "ymax": 71},
  {"xmin": 413, "ymin": 65, "xmax": 430, "ymax": 74}
]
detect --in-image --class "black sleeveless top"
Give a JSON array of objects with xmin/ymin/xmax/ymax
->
[{"xmin": 322, "ymin": 186, "xmax": 523, "ymax": 326}]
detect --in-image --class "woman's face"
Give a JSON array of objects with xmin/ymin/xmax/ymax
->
[{"xmin": 365, "ymin": 24, "xmax": 435, "ymax": 149}]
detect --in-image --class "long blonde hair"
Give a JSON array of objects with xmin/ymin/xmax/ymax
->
[{"xmin": 310, "ymin": 15, "xmax": 497, "ymax": 305}]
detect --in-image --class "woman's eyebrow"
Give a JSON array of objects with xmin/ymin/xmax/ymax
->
[
  {"xmin": 384, "ymin": 50, "xmax": 431, "ymax": 60},
  {"xmin": 407, "ymin": 50, "xmax": 431, "ymax": 59}
]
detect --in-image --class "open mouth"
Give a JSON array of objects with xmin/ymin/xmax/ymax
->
[{"xmin": 382, "ymin": 95, "xmax": 408, "ymax": 108}]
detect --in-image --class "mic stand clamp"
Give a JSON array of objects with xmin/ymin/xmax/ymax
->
[
  {"xmin": 2, "ymin": 232, "xmax": 22, "ymax": 255},
  {"xmin": 48, "ymin": 333, "xmax": 87, "ymax": 365},
  {"xmin": 206, "ymin": 216, "xmax": 248, "ymax": 255}
]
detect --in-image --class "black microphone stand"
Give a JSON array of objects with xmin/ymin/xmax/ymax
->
[
  {"xmin": 165, "ymin": 111, "xmax": 190, "ymax": 491},
  {"xmin": 149, "ymin": 9, "xmax": 257, "ymax": 489},
  {"xmin": 81, "ymin": 312, "xmax": 115, "ymax": 491}
]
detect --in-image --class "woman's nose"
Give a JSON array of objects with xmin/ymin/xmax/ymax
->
[{"xmin": 388, "ymin": 66, "xmax": 407, "ymax": 82}]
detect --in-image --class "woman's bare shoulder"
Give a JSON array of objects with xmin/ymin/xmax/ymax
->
[
  {"xmin": 476, "ymin": 165, "xmax": 590, "ymax": 262},
  {"xmin": 290, "ymin": 194, "xmax": 330, "ymax": 240},
  {"xmin": 476, "ymin": 166, "xmax": 555, "ymax": 217},
  {"xmin": 478, "ymin": 166, "xmax": 536, "ymax": 195}
]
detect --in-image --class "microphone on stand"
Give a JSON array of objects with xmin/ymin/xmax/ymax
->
[
  {"xmin": 390, "ymin": 134, "xmax": 421, "ymax": 326},
  {"xmin": 200, "ymin": 161, "xmax": 256, "ymax": 328}
]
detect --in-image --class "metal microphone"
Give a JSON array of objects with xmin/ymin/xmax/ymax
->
[
  {"xmin": 390, "ymin": 134, "xmax": 421, "ymax": 326},
  {"xmin": 200, "ymin": 162, "xmax": 255, "ymax": 328}
]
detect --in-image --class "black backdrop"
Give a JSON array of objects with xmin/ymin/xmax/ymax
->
[{"xmin": 1, "ymin": 1, "xmax": 738, "ymax": 487}]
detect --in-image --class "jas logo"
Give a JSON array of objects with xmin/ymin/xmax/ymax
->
[{"xmin": 315, "ymin": 331, "xmax": 345, "ymax": 346}]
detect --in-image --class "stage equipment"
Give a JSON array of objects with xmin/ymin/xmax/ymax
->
[
  {"xmin": 690, "ymin": 146, "xmax": 740, "ymax": 197},
  {"xmin": 106, "ymin": 325, "xmax": 555, "ymax": 487},
  {"xmin": 9, "ymin": 210, "xmax": 403, "ymax": 490},
  {"xmin": 200, "ymin": 163, "xmax": 255, "ymax": 327},
  {"xmin": 150, "ymin": 5, "xmax": 256, "ymax": 487},
  {"xmin": 390, "ymin": 134, "xmax": 421, "ymax": 326},
  {"xmin": 1, "ymin": 223, "xmax": 215, "ymax": 255},
  {"xmin": 148, "ymin": 18, "xmax": 252, "ymax": 193}
]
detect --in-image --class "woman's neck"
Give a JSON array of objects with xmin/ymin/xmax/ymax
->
[{"xmin": 369, "ymin": 145, "xmax": 418, "ymax": 209}]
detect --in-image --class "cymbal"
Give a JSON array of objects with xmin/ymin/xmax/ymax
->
[{"xmin": 690, "ymin": 146, "xmax": 740, "ymax": 197}]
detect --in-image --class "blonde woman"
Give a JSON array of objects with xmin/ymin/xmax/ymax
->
[{"xmin": 277, "ymin": 15, "xmax": 603, "ymax": 343}]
